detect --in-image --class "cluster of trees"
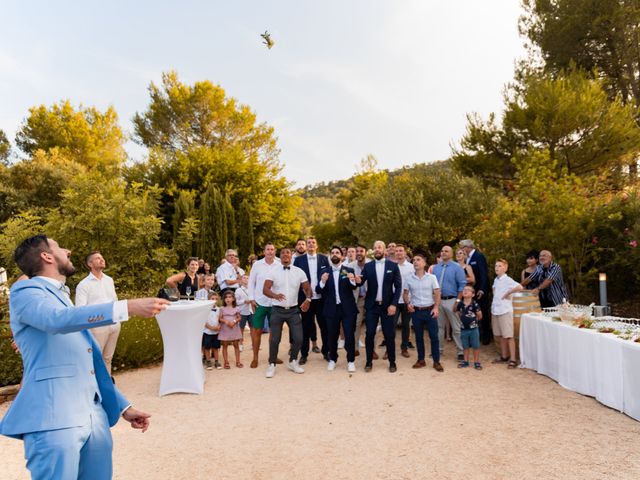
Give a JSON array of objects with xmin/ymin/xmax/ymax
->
[
  {"xmin": 0, "ymin": 72, "xmax": 299, "ymax": 294},
  {"xmin": 304, "ymin": 1, "xmax": 640, "ymax": 303}
]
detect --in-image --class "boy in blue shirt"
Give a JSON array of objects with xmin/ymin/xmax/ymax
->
[{"xmin": 456, "ymin": 285, "xmax": 483, "ymax": 370}]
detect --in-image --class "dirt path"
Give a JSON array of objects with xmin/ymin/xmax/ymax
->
[{"xmin": 2, "ymin": 331, "xmax": 639, "ymax": 479}]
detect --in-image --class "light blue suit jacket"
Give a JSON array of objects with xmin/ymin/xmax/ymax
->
[{"xmin": 0, "ymin": 277, "xmax": 130, "ymax": 439}]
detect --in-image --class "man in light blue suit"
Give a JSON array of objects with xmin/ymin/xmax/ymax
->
[{"xmin": 0, "ymin": 235, "xmax": 169, "ymax": 479}]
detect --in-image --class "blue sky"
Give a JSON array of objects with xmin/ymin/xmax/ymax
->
[{"xmin": 1, "ymin": 1, "xmax": 525, "ymax": 186}]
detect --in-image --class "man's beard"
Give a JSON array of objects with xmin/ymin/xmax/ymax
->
[
  {"xmin": 58, "ymin": 262, "xmax": 76, "ymax": 277},
  {"xmin": 374, "ymin": 252, "xmax": 384, "ymax": 260},
  {"xmin": 331, "ymin": 256, "xmax": 341, "ymax": 265}
]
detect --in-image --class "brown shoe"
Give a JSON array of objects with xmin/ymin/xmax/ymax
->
[
  {"xmin": 275, "ymin": 358, "xmax": 283, "ymax": 365},
  {"xmin": 250, "ymin": 359, "xmax": 258, "ymax": 368},
  {"xmin": 433, "ymin": 362, "xmax": 444, "ymax": 372},
  {"xmin": 401, "ymin": 349, "xmax": 410, "ymax": 358},
  {"xmin": 354, "ymin": 350, "xmax": 360, "ymax": 357},
  {"xmin": 412, "ymin": 360, "xmax": 426, "ymax": 369},
  {"xmin": 383, "ymin": 352, "xmax": 388, "ymax": 360},
  {"xmin": 372, "ymin": 351, "xmax": 379, "ymax": 360}
]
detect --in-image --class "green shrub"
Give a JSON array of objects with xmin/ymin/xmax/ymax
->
[
  {"xmin": 0, "ymin": 325, "xmax": 23, "ymax": 387},
  {"xmin": 111, "ymin": 316, "xmax": 164, "ymax": 371}
]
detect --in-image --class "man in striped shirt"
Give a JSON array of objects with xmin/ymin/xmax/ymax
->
[{"xmin": 521, "ymin": 250, "xmax": 569, "ymax": 308}]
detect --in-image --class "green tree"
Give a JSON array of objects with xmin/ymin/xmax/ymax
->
[
  {"xmin": 521, "ymin": 0, "xmax": 640, "ymax": 107},
  {"xmin": 198, "ymin": 184, "xmax": 227, "ymax": 263},
  {"xmin": 15, "ymin": 100, "xmax": 126, "ymax": 169},
  {"xmin": 452, "ymin": 69, "xmax": 640, "ymax": 183},
  {"xmin": 0, "ymin": 129, "xmax": 10, "ymax": 165},
  {"xmin": 0, "ymin": 212, "xmax": 45, "ymax": 278},
  {"xmin": 236, "ymin": 199, "xmax": 254, "ymax": 264},
  {"xmin": 473, "ymin": 151, "xmax": 599, "ymax": 299},
  {"xmin": 172, "ymin": 190, "xmax": 197, "ymax": 239},
  {"xmin": 350, "ymin": 162, "xmax": 493, "ymax": 255},
  {"xmin": 224, "ymin": 191, "xmax": 237, "ymax": 249},
  {"xmin": 45, "ymin": 172, "xmax": 173, "ymax": 294},
  {"xmin": 133, "ymin": 71, "xmax": 278, "ymax": 160},
  {"xmin": 0, "ymin": 149, "xmax": 86, "ymax": 223}
]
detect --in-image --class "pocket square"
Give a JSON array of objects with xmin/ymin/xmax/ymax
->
[{"xmin": 386, "ymin": 270, "xmax": 392, "ymax": 273}]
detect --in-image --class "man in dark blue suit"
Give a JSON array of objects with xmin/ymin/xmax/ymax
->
[
  {"xmin": 316, "ymin": 246, "xmax": 359, "ymax": 372},
  {"xmin": 294, "ymin": 236, "xmax": 331, "ymax": 363},
  {"xmin": 460, "ymin": 239, "xmax": 491, "ymax": 344},
  {"xmin": 356, "ymin": 240, "xmax": 402, "ymax": 372}
]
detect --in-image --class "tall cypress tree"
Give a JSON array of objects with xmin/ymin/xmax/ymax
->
[
  {"xmin": 224, "ymin": 192, "xmax": 237, "ymax": 250},
  {"xmin": 237, "ymin": 199, "xmax": 254, "ymax": 265},
  {"xmin": 198, "ymin": 184, "xmax": 226, "ymax": 263}
]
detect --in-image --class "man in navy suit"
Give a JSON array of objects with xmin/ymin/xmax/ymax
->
[
  {"xmin": 356, "ymin": 240, "xmax": 402, "ymax": 372},
  {"xmin": 460, "ymin": 239, "xmax": 491, "ymax": 344},
  {"xmin": 294, "ymin": 236, "xmax": 331, "ymax": 364},
  {"xmin": 316, "ymin": 246, "xmax": 359, "ymax": 373},
  {"xmin": 0, "ymin": 235, "xmax": 168, "ymax": 479}
]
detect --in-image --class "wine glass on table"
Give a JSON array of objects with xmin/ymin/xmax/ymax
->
[{"xmin": 185, "ymin": 286, "xmax": 192, "ymax": 301}]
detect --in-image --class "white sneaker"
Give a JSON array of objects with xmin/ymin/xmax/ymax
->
[
  {"xmin": 327, "ymin": 360, "xmax": 336, "ymax": 371},
  {"xmin": 287, "ymin": 360, "xmax": 305, "ymax": 374},
  {"xmin": 338, "ymin": 339, "xmax": 345, "ymax": 349},
  {"xmin": 265, "ymin": 363, "xmax": 276, "ymax": 378},
  {"xmin": 347, "ymin": 362, "xmax": 356, "ymax": 373},
  {"xmin": 376, "ymin": 325, "xmax": 382, "ymax": 333},
  {"xmin": 359, "ymin": 339, "xmax": 365, "ymax": 348}
]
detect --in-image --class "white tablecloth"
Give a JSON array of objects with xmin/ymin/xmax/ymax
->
[
  {"xmin": 156, "ymin": 300, "xmax": 214, "ymax": 396},
  {"xmin": 520, "ymin": 313, "xmax": 640, "ymax": 422}
]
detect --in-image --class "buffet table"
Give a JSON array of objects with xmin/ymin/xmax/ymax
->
[
  {"xmin": 519, "ymin": 313, "xmax": 640, "ymax": 422},
  {"xmin": 156, "ymin": 300, "xmax": 214, "ymax": 396}
]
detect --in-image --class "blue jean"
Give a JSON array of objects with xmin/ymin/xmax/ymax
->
[
  {"xmin": 461, "ymin": 328, "xmax": 480, "ymax": 350},
  {"xmin": 411, "ymin": 308, "xmax": 440, "ymax": 363}
]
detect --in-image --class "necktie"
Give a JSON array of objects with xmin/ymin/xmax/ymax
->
[{"xmin": 439, "ymin": 264, "xmax": 447, "ymax": 287}]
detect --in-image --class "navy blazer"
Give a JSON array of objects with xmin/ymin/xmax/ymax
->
[
  {"xmin": 294, "ymin": 253, "xmax": 331, "ymax": 304},
  {"xmin": 315, "ymin": 265, "xmax": 358, "ymax": 319},
  {"xmin": 360, "ymin": 259, "xmax": 402, "ymax": 310},
  {"xmin": 468, "ymin": 249, "xmax": 489, "ymax": 294}
]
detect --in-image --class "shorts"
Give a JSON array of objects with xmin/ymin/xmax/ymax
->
[
  {"xmin": 240, "ymin": 314, "xmax": 253, "ymax": 330},
  {"xmin": 461, "ymin": 328, "xmax": 480, "ymax": 349},
  {"xmin": 492, "ymin": 311, "xmax": 514, "ymax": 338},
  {"xmin": 252, "ymin": 305, "xmax": 271, "ymax": 329},
  {"xmin": 202, "ymin": 333, "xmax": 220, "ymax": 350}
]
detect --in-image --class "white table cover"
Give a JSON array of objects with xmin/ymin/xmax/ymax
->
[
  {"xmin": 156, "ymin": 300, "xmax": 214, "ymax": 396},
  {"xmin": 520, "ymin": 313, "xmax": 640, "ymax": 422}
]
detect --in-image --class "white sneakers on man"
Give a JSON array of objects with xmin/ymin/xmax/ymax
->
[
  {"xmin": 287, "ymin": 359, "xmax": 305, "ymax": 374},
  {"xmin": 265, "ymin": 363, "xmax": 276, "ymax": 378},
  {"xmin": 327, "ymin": 360, "xmax": 336, "ymax": 371},
  {"xmin": 347, "ymin": 362, "xmax": 356, "ymax": 373}
]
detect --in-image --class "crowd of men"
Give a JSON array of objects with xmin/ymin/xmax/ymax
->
[{"xmin": 184, "ymin": 237, "xmax": 570, "ymax": 378}]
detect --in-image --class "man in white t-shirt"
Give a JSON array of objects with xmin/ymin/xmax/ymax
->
[
  {"xmin": 491, "ymin": 259, "xmax": 523, "ymax": 368},
  {"xmin": 262, "ymin": 246, "xmax": 312, "ymax": 378},
  {"xmin": 75, "ymin": 251, "xmax": 120, "ymax": 375}
]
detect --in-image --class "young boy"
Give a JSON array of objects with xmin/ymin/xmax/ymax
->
[
  {"xmin": 202, "ymin": 292, "xmax": 222, "ymax": 370},
  {"xmin": 195, "ymin": 273, "xmax": 215, "ymax": 300},
  {"xmin": 456, "ymin": 285, "xmax": 483, "ymax": 370},
  {"xmin": 491, "ymin": 259, "xmax": 523, "ymax": 369}
]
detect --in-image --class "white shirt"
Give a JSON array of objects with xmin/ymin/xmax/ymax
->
[
  {"xmin": 404, "ymin": 272, "xmax": 440, "ymax": 307},
  {"xmin": 41, "ymin": 275, "xmax": 128, "ymax": 322},
  {"xmin": 347, "ymin": 259, "xmax": 370, "ymax": 298},
  {"xmin": 492, "ymin": 274, "xmax": 521, "ymax": 315},
  {"xmin": 215, "ymin": 262, "xmax": 244, "ymax": 290},
  {"xmin": 235, "ymin": 286, "xmax": 254, "ymax": 315},
  {"xmin": 319, "ymin": 263, "xmax": 356, "ymax": 304},
  {"xmin": 466, "ymin": 249, "xmax": 476, "ymax": 265},
  {"xmin": 247, "ymin": 257, "xmax": 281, "ymax": 306},
  {"xmin": 203, "ymin": 308, "xmax": 219, "ymax": 335},
  {"xmin": 306, "ymin": 254, "xmax": 321, "ymax": 300},
  {"xmin": 396, "ymin": 260, "xmax": 415, "ymax": 304},
  {"xmin": 375, "ymin": 259, "xmax": 385, "ymax": 302},
  {"xmin": 75, "ymin": 272, "xmax": 118, "ymax": 305},
  {"xmin": 266, "ymin": 264, "xmax": 308, "ymax": 308}
]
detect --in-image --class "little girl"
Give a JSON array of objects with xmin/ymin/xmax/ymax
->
[{"xmin": 218, "ymin": 290, "xmax": 243, "ymax": 368}]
